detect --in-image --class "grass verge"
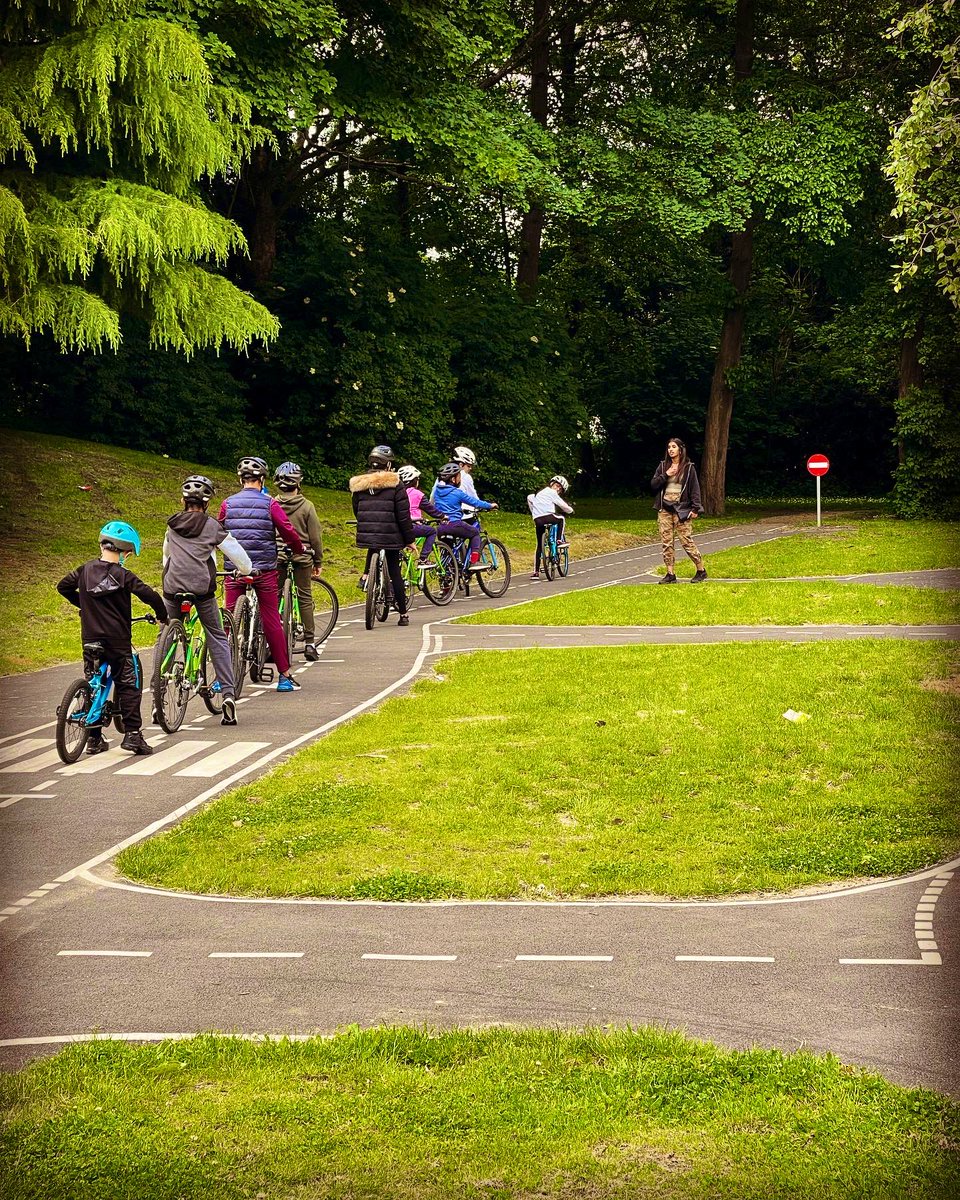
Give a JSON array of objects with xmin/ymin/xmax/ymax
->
[
  {"xmin": 456, "ymin": 581, "xmax": 958, "ymax": 626},
  {"xmin": 117, "ymin": 641, "xmax": 960, "ymax": 899},
  {"xmin": 2, "ymin": 1028, "xmax": 957, "ymax": 1200},
  {"xmin": 663, "ymin": 518, "xmax": 960, "ymax": 579}
]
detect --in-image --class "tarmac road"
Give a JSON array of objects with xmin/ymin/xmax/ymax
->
[{"xmin": 1, "ymin": 522, "xmax": 957, "ymax": 1093}]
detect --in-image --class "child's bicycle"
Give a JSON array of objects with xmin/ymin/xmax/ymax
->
[
  {"xmin": 55, "ymin": 615, "xmax": 158, "ymax": 763},
  {"xmin": 542, "ymin": 521, "xmax": 570, "ymax": 581},
  {"xmin": 277, "ymin": 552, "xmax": 340, "ymax": 661},
  {"xmin": 441, "ymin": 519, "xmax": 511, "ymax": 598},
  {"xmin": 400, "ymin": 534, "xmax": 459, "ymax": 608},
  {"xmin": 151, "ymin": 595, "xmax": 238, "ymax": 733},
  {"xmin": 362, "ymin": 548, "xmax": 409, "ymax": 629}
]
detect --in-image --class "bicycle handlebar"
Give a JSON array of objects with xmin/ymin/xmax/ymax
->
[{"xmin": 133, "ymin": 614, "xmax": 158, "ymax": 625}]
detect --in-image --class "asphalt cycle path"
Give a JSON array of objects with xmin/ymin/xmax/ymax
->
[{"xmin": 1, "ymin": 522, "xmax": 957, "ymax": 1094}]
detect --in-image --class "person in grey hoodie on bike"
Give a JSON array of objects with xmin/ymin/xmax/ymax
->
[
  {"xmin": 273, "ymin": 461, "xmax": 325, "ymax": 660},
  {"xmin": 162, "ymin": 475, "xmax": 252, "ymax": 726}
]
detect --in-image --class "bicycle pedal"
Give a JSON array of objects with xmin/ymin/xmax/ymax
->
[{"xmin": 260, "ymin": 667, "xmax": 275, "ymax": 683}]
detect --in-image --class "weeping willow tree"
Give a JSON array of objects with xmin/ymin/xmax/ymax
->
[{"xmin": 0, "ymin": 0, "xmax": 280, "ymax": 353}]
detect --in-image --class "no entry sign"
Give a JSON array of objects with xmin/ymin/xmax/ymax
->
[{"xmin": 807, "ymin": 454, "xmax": 830, "ymax": 477}]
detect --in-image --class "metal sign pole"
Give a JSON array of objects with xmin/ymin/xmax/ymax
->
[{"xmin": 816, "ymin": 476, "xmax": 821, "ymax": 527}]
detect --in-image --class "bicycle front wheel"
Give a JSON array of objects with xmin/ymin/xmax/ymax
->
[
  {"xmin": 375, "ymin": 555, "xmax": 391, "ymax": 623},
  {"xmin": 152, "ymin": 620, "xmax": 189, "ymax": 733},
  {"xmin": 281, "ymin": 578, "xmax": 295, "ymax": 664},
  {"xmin": 558, "ymin": 546, "xmax": 570, "ymax": 577},
  {"xmin": 422, "ymin": 542, "xmax": 459, "ymax": 606},
  {"xmin": 56, "ymin": 677, "xmax": 91, "ymax": 763},
  {"xmin": 543, "ymin": 542, "xmax": 556, "ymax": 581},
  {"xmin": 364, "ymin": 560, "xmax": 377, "ymax": 630},
  {"xmin": 477, "ymin": 537, "xmax": 512, "ymax": 597},
  {"xmin": 310, "ymin": 577, "xmax": 339, "ymax": 645}
]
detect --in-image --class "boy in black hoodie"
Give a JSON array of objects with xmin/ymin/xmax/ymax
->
[
  {"xmin": 57, "ymin": 521, "xmax": 168, "ymax": 756},
  {"xmin": 162, "ymin": 475, "xmax": 253, "ymax": 726}
]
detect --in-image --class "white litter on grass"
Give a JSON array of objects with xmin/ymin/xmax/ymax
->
[{"xmin": 782, "ymin": 709, "xmax": 811, "ymax": 723}]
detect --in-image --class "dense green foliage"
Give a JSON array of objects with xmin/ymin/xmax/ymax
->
[{"xmin": 2, "ymin": 1, "xmax": 958, "ymax": 512}]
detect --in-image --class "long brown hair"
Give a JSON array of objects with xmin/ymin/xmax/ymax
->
[{"xmin": 664, "ymin": 437, "xmax": 689, "ymax": 482}]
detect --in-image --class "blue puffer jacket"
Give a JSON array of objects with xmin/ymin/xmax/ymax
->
[
  {"xmin": 432, "ymin": 483, "xmax": 494, "ymax": 521},
  {"xmin": 222, "ymin": 490, "xmax": 278, "ymax": 571}
]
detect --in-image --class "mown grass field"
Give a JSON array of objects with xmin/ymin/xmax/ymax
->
[
  {"xmin": 2, "ymin": 1029, "xmax": 957, "ymax": 1200},
  {"xmin": 118, "ymin": 640, "xmax": 959, "ymax": 899},
  {"xmin": 458, "ymin": 580, "xmax": 958, "ymax": 626}
]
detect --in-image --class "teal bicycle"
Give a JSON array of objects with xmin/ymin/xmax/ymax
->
[
  {"xmin": 55, "ymin": 615, "xmax": 158, "ymax": 762},
  {"xmin": 542, "ymin": 521, "xmax": 570, "ymax": 581},
  {"xmin": 151, "ymin": 595, "xmax": 237, "ymax": 733}
]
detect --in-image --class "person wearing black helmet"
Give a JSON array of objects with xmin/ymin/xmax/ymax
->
[
  {"xmin": 219, "ymin": 456, "xmax": 305, "ymax": 692},
  {"xmin": 162, "ymin": 476, "xmax": 252, "ymax": 725},
  {"xmin": 273, "ymin": 462, "xmax": 324, "ymax": 660},
  {"xmin": 349, "ymin": 446, "xmax": 417, "ymax": 626}
]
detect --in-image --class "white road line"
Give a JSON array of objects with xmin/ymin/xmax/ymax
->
[
  {"xmin": 515, "ymin": 954, "xmax": 613, "ymax": 962},
  {"xmin": 0, "ymin": 792, "xmax": 55, "ymax": 809},
  {"xmin": 327, "ymin": 635, "xmax": 354, "ymax": 640},
  {"xmin": 115, "ymin": 741, "xmax": 216, "ymax": 777},
  {"xmin": 0, "ymin": 747, "xmax": 65, "ymax": 774},
  {"xmin": 362, "ymin": 953, "xmax": 457, "ymax": 962},
  {"xmin": 676, "ymin": 955, "xmax": 775, "ymax": 963},
  {"xmin": 0, "ymin": 739, "xmax": 50, "ymax": 767},
  {"xmin": 235, "ymin": 697, "xmax": 251, "ymax": 704},
  {"xmin": 57, "ymin": 950, "xmax": 152, "ymax": 958},
  {"xmin": 58, "ymin": 735, "xmax": 166, "ymax": 775},
  {"xmin": 31, "ymin": 779, "xmax": 58, "ymax": 791},
  {"xmin": 1, "ymin": 907, "xmax": 21, "ymax": 915},
  {"xmin": 0, "ymin": 722, "xmax": 56, "ymax": 749},
  {"xmin": 174, "ymin": 742, "xmax": 271, "ymax": 778},
  {"xmin": 193, "ymin": 713, "xmax": 214, "ymax": 723},
  {"xmin": 209, "ymin": 952, "xmax": 304, "ymax": 959},
  {"xmin": 314, "ymin": 659, "xmax": 345, "ymax": 663},
  {"xmin": 840, "ymin": 956, "xmax": 942, "ymax": 966}
]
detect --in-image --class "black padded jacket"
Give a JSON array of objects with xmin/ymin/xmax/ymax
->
[
  {"xmin": 349, "ymin": 470, "xmax": 415, "ymax": 550},
  {"xmin": 650, "ymin": 460, "xmax": 704, "ymax": 522}
]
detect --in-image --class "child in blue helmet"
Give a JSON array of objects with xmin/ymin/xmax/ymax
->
[{"xmin": 57, "ymin": 521, "xmax": 168, "ymax": 756}]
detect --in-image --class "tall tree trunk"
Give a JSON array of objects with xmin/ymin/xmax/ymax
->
[
  {"xmin": 701, "ymin": 0, "xmax": 755, "ymax": 516},
  {"xmin": 516, "ymin": 0, "xmax": 550, "ymax": 299},
  {"xmin": 897, "ymin": 322, "xmax": 924, "ymax": 466},
  {"xmin": 243, "ymin": 146, "xmax": 279, "ymax": 286}
]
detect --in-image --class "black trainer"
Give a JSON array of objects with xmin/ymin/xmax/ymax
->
[
  {"xmin": 85, "ymin": 735, "xmax": 109, "ymax": 756},
  {"xmin": 658, "ymin": 573, "xmax": 678, "ymax": 584},
  {"xmin": 690, "ymin": 570, "xmax": 708, "ymax": 583},
  {"xmin": 398, "ymin": 613, "xmax": 410, "ymax": 626},
  {"xmin": 120, "ymin": 732, "xmax": 153, "ymax": 756},
  {"xmin": 304, "ymin": 643, "xmax": 320, "ymax": 661}
]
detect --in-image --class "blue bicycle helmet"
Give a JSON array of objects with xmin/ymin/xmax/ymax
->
[
  {"xmin": 99, "ymin": 521, "xmax": 141, "ymax": 555},
  {"xmin": 274, "ymin": 461, "xmax": 303, "ymax": 489}
]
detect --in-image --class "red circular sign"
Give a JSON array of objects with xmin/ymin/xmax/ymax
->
[{"xmin": 807, "ymin": 454, "xmax": 830, "ymax": 477}]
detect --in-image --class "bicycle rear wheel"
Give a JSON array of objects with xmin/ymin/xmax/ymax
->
[
  {"xmin": 152, "ymin": 620, "xmax": 189, "ymax": 733},
  {"xmin": 477, "ymin": 537, "xmax": 512, "ymax": 597},
  {"xmin": 231, "ymin": 597, "xmax": 249, "ymax": 697},
  {"xmin": 422, "ymin": 542, "xmax": 459, "ymax": 605},
  {"xmin": 364, "ymin": 559, "xmax": 377, "ymax": 630},
  {"xmin": 56, "ymin": 678, "xmax": 91, "ymax": 763},
  {"xmin": 310, "ymin": 578, "xmax": 339, "ymax": 644},
  {"xmin": 543, "ymin": 539, "xmax": 556, "ymax": 581},
  {"xmin": 375, "ymin": 555, "xmax": 391, "ymax": 623},
  {"xmin": 281, "ymin": 577, "xmax": 295, "ymax": 664},
  {"xmin": 558, "ymin": 546, "xmax": 570, "ymax": 577}
]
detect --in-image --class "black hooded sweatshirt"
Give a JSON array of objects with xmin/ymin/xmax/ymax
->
[{"xmin": 57, "ymin": 560, "xmax": 167, "ymax": 651}]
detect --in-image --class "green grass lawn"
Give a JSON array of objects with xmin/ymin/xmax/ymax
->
[
  {"xmin": 457, "ymin": 581, "xmax": 958, "ymax": 626},
  {"xmin": 2, "ymin": 1029, "xmax": 956, "ymax": 1200},
  {"xmin": 664, "ymin": 518, "xmax": 960, "ymax": 579},
  {"xmin": 118, "ymin": 640, "xmax": 959, "ymax": 899}
]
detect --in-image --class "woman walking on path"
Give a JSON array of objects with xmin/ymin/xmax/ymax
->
[{"xmin": 651, "ymin": 437, "xmax": 707, "ymax": 584}]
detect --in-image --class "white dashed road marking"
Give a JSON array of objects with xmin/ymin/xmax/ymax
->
[
  {"xmin": 516, "ymin": 955, "xmax": 613, "ymax": 963},
  {"xmin": 0, "ymin": 739, "xmax": 50, "ymax": 766},
  {"xmin": 57, "ymin": 950, "xmax": 152, "ymax": 958},
  {"xmin": 209, "ymin": 952, "xmax": 304, "ymax": 959},
  {"xmin": 362, "ymin": 954, "xmax": 458, "ymax": 962},
  {"xmin": 174, "ymin": 742, "xmax": 270, "ymax": 779},
  {"xmin": 676, "ymin": 955, "xmax": 775, "ymax": 963},
  {"xmin": 115, "ymin": 741, "xmax": 217, "ymax": 777}
]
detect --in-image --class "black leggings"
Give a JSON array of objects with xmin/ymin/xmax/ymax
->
[
  {"xmin": 365, "ymin": 548, "xmax": 407, "ymax": 614},
  {"xmin": 534, "ymin": 514, "xmax": 563, "ymax": 572}
]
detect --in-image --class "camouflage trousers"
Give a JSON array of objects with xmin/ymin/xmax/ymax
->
[{"xmin": 657, "ymin": 510, "xmax": 703, "ymax": 572}]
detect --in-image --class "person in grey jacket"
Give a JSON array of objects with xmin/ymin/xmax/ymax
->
[{"xmin": 162, "ymin": 475, "xmax": 252, "ymax": 725}]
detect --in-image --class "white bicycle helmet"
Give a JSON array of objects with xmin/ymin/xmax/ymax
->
[
  {"xmin": 550, "ymin": 474, "xmax": 570, "ymax": 494},
  {"xmin": 453, "ymin": 445, "xmax": 476, "ymax": 467},
  {"xmin": 397, "ymin": 465, "xmax": 420, "ymax": 485}
]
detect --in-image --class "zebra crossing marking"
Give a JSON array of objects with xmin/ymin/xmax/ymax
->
[
  {"xmin": 115, "ymin": 741, "xmax": 217, "ymax": 777},
  {"xmin": 0, "ymin": 739, "xmax": 49, "ymax": 768},
  {"xmin": 174, "ymin": 742, "xmax": 270, "ymax": 778}
]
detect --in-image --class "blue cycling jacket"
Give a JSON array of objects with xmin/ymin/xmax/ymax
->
[{"xmin": 432, "ymin": 483, "xmax": 494, "ymax": 521}]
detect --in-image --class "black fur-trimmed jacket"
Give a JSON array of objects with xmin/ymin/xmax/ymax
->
[
  {"xmin": 651, "ymin": 460, "xmax": 704, "ymax": 522},
  {"xmin": 349, "ymin": 470, "xmax": 415, "ymax": 549}
]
